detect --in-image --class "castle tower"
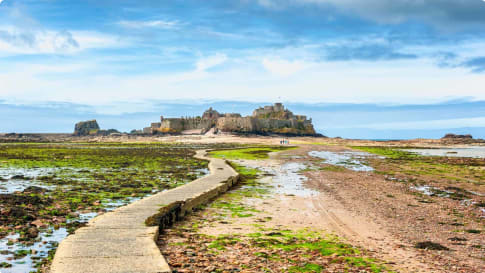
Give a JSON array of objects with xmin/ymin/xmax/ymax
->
[{"xmin": 274, "ymin": 103, "xmax": 284, "ymax": 112}]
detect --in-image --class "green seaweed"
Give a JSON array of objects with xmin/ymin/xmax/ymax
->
[
  {"xmin": 209, "ymin": 229, "xmax": 391, "ymax": 273},
  {"xmin": 209, "ymin": 146, "xmax": 295, "ymax": 160}
]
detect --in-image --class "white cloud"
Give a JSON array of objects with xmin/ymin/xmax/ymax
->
[
  {"xmin": 262, "ymin": 58, "xmax": 309, "ymax": 76},
  {"xmin": 1, "ymin": 52, "xmax": 485, "ymax": 107},
  {"xmin": 195, "ymin": 54, "xmax": 228, "ymax": 71},
  {"xmin": 118, "ymin": 20, "xmax": 180, "ymax": 29},
  {"xmin": 0, "ymin": 26, "xmax": 122, "ymax": 56}
]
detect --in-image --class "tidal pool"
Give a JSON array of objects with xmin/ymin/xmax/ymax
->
[
  {"xmin": 308, "ymin": 151, "xmax": 375, "ymax": 172},
  {"xmin": 402, "ymin": 146, "xmax": 485, "ymax": 158},
  {"xmin": 0, "ymin": 168, "xmax": 57, "ymax": 194},
  {"xmin": 271, "ymin": 162, "xmax": 318, "ymax": 197},
  {"xmin": 0, "ymin": 228, "xmax": 68, "ymax": 273},
  {"xmin": 235, "ymin": 160, "xmax": 318, "ymax": 197}
]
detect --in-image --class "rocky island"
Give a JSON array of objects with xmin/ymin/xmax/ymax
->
[
  {"xmin": 73, "ymin": 120, "xmax": 120, "ymax": 136},
  {"xmin": 142, "ymin": 103, "xmax": 319, "ymax": 136}
]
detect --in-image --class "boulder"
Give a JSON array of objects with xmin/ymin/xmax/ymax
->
[{"xmin": 26, "ymin": 226, "xmax": 39, "ymax": 238}]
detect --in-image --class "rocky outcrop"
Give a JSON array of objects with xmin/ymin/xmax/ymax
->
[
  {"xmin": 74, "ymin": 120, "xmax": 120, "ymax": 136},
  {"xmin": 441, "ymin": 133, "xmax": 484, "ymax": 144},
  {"xmin": 442, "ymin": 134, "xmax": 473, "ymax": 140},
  {"xmin": 74, "ymin": 120, "xmax": 100, "ymax": 136},
  {"xmin": 142, "ymin": 103, "xmax": 319, "ymax": 136}
]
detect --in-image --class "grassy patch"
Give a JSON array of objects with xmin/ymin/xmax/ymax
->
[
  {"xmin": 208, "ymin": 229, "xmax": 391, "ymax": 273},
  {"xmin": 289, "ymin": 263, "xmax": 323, "ymax": 272},
  {"xmin": 207, "ymin": 235, "xmax": 241, "ymax": 250},
  {"xmin": 209, "ymin": 146, "xmax": 295, "ymax": 160},
  {"xmin": 209, "ymin": 163, "xmax": 267, "ymax": 217},
  {"xmin": 351, "ymin": 146, "xmax": 417, "ymax": 159},
  {"xmin": 351, "ymin": 146, "xmax": 485, "ymax": 188}
]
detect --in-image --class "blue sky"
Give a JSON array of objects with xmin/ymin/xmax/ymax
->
[{"xmin": 0, "ymin": 0, "xmax": 484, "ymax": 138}]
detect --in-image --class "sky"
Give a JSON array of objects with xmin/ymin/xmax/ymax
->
[{"xmin": 0, "ymin": 0, "xmax": 484, "ymax": 138}]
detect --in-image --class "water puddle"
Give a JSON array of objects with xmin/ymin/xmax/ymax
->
[
  {"xmin": 0, "ymin": 228, "xmax": 68, "ymax": 272},
  {"xmin": 412, "ymin": 185, "xmax": 485, "ymax": 216},
  {"xmin": 0, "ymin": 168, "xmax": 58, "ymax": 194},
  {"xmin": 0, "ymin": 179, "xmax": 53, "ymax": 194},
  {"xmin": 402, "ymin": 146, "xmax": 485, "ymax": 158},
  {"xmin": 308, "ymin": 151, "xmax": 374, "ymax": 172},
  {"xmin": 234, "ymin": 160, "xmax": 318, "ymax": 197},
  {"xmin": 271, "ymin": 162, "xmax": 318, "ymax": 197},
  {"xmin": 411, "ymin": 185, "xmax": 450, "ymax": 197},
  {"xmin": 0, "ymin": 168, "xmax": 58, "ymax": 180},
  {"xmin": 411, "ymin": 185, "xmax": 484, "ymax": 198},
  {"xmin": 103, "ymin": 197, "xmax": 142, "ymax": 212}
]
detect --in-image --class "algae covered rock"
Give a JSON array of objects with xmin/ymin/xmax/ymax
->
[{"xmin": 74, "ymin": 120, "xmax": 100, "ymax": 136}]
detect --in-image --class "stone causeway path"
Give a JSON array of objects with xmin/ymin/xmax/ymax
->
[{"xmin": 51, "ymin": 150, "xmax": 239, "ymax": 273}]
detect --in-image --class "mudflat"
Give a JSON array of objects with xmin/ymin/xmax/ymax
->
[{"xmin": 155, "ymin": 135, "xmax": 484, "ymax": 272}]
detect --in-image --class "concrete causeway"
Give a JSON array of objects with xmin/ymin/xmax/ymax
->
[{"xmin": 50, "ymin": 150, "xmax": 239, "ymax": 273}]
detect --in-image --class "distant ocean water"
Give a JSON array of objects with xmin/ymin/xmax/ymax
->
[{"xmin": 369, "ymin": 139, "xmax": 404, "ymax": 141}]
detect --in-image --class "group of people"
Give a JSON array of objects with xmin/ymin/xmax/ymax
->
[{"xmin": 280, "ymin": 139, "xmax": 290, "ymax": 145}]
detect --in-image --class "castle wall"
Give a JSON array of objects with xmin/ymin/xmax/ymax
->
[
  {"xmin": 160, "ymin": 117, "xmax": 215, "ymax": 133},
  {"xmin": 161, "ymin": 119, "xmax": 185, "ymax": 132},
  {"xmin": 216, "ymin": 117, "xmax": 256, "ymax": 133},
  {"xmin": 216, "ymin": 117, "xmax": 315, "ymax": 135}
]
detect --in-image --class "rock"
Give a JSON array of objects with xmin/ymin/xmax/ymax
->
[
  {"xmin": 24, "ymin": 186, "xmax": 46, "ymax": 194},
  {"xmin": 73, "ymin": 120, "xmax": 120, "ymax": 136},
  {"xmin": 68, "ymin": 212, "xmax": 79, "ymax": 218},
  {"xmin": 27, "ymin": 226, "xmax": 39, "ymax": 238},
  {"xmin": 414, "ymin": 241, "xmax": 450, "ymax": 251},
  {"xmin": 31, "ymin": 219, "xmax": 48, "ymax": 228},
  {"xmin": 74, "ymin": 120, "xmax": 100, "ymax": 136},
  {"xmin": 9, "ymin": 207, "xmax": 27, "ymax": 217},
  {"xmin": 11, "ymin": 175, "xmax": 28, "ymax": 180}
]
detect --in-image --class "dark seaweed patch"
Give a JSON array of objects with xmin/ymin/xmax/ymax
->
[{"xmin": 415, "ymin": 241, "xmax": 450, "ymax": 251}]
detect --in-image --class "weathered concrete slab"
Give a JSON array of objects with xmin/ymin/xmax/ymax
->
[{"xmin": 51, "ymin": 150, "xmax": 239, "ymax": 273}]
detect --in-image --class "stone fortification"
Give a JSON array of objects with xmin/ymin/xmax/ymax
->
[{"xmin": 143, "ymin": 103, "xmax": 318, "ymax": 136}]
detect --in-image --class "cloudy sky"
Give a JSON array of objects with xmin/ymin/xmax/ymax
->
[{"xmin": 0, "ymin": 0, "xmax": 484, "ymax": 138}]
